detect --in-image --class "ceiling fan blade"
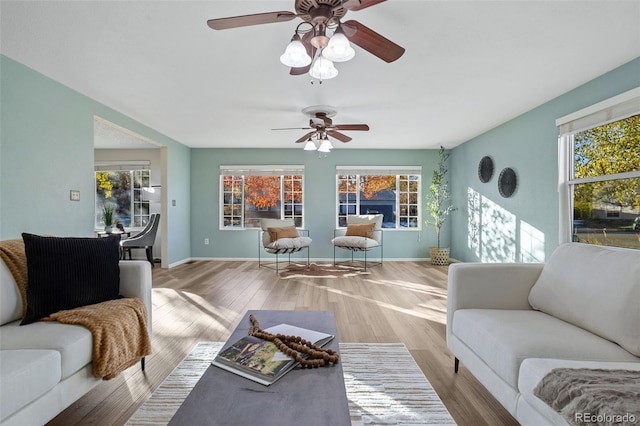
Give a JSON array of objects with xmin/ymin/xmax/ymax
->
[
  {"xmin": 332, "ymin": 124, "xmax": 369, "ymax": 131},
  {"xmin": 295, "ymin": 131, "xmax": 316, "ymax": 143},
  {"xmin": 342, "ymin": 20, "xmax": 405, "ymax": 63},
  {"xmin": 290, "ymin": 31, "xmax": 315, "ymax": 75},
  {"xmin": 342, "ymin": 0, "xmax": 387, "ymax": 12},
  {"xmin": 207, "ymin": 11, "xmax": 296, "ymax": 30},
  {"xmin": 272, "ymin": 127, "xmax": 312, "ymax": 130},
  {"xmin": 327, "ymin": 130, "xmax": 352, "ymax": 143}
]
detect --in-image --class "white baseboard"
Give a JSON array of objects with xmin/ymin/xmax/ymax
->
[{"xmin": 168, "ymin": 257, "xmax": 459, "ymax": 269}]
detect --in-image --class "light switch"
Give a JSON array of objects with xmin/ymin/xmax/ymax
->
[
  {"xmin": 70, "ymin": 190, "xmax": 80, "ymax": 201},
  {"xmin": 172, "ymin": 199, "xmax": 176, "ymax": 207}
]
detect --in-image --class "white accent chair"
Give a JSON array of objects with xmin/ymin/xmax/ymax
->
[
  {"xmin": 258, "ymin": 218, "xmax": 312, "ymax": 273},
  {"xmin": 332, "ymin": 214, "xmax": 383, "ymax": 271}
]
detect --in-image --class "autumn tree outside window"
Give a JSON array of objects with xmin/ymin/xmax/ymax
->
[
  {"xmin": 557, "ymin": 88, "xmax": 640, "ymax": 250},
  {"xmin": 220, "ymin": 165, "xmax": 305, "ymax": 229},
  {"xmin": 336, "ymin": 166, "xmax": 422, "ymax": 229}
]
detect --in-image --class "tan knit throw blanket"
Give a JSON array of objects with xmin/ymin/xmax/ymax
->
[
  {"xmin": 0, "ymin": 238, "xmax": 152, "ymax": 380},
  {"xmin": 0, "ymin": 239, "xmax": 28, "ymax": 317},
  {"xmin": 45, "ymin": 299, "xmax": 152, "ymax": 380}
]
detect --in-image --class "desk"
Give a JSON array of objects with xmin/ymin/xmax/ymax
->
[{"xmin": 168, "ymin": 310, "xmax": 350, "ymax": 425}]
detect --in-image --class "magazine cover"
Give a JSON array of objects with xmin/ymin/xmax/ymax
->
[{"xmin": 212, "ymin": 323, "xmax": 334, "ymax": 385}]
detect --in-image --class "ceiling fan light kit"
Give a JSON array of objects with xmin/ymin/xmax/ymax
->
[
  {"xmin": 304, "ymin": 139, "xmax": 318, "ymax": 151},
  {"xmin": 322, "ymin": 28, "xmax": 355, "ymax": 62},
  {"xmin": 318, "ymin": 137, "xmax": 334, "ymax": 153},
  {"xmin": 208, "ymin": 0, "xmax": 405, "ymax": 83},
  {"xmin": 280, "ymin": 33, "xmax": 312, "ymax": 67},
  {"xmin": 309, "ymin": 55, "xmax": 339, "ymax": 80}
]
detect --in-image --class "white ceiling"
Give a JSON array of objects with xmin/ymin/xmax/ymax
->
[{"xmin": 1, "ymin": 1, "xmax": 639, "ymax": 150}]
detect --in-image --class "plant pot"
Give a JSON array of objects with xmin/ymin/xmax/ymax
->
[
  {"xmin": 429, "ymin": 247, "xmax": 450, "ymax": 265},
  {"xmin": 104, "ymin": 225, "xmax": 113, "ymax": 234}
]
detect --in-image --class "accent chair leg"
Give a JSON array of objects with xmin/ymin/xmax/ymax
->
[
  {"xmin": 454, "ymin": 357, "xmax": 459, "ymax": 373},
  {"xmin": 141, "ymin": 357, "xmax": 146, "ymax": 371},
  {"xmin": 146, "ymin": 246, "xmax": 154, "ymax": 266},
  {"xmin": 364, "ymin": 249, "xmax": 368, "ymax": 271}
]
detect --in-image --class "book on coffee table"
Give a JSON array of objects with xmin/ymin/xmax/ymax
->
[{"xmin": 212, "ymin": 323, "xmax": 334, "ymax": 386}]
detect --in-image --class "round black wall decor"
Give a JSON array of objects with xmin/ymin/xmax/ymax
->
[
  {"xmin": 478, "ymin": 156, "xmax": 494, "ymax": 183},
  {"xmin": 498, "ymin": 167, "xmax": 517, "ymax": 198}
]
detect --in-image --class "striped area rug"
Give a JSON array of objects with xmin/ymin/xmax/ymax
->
[{"xmin": 126, "ymin": 342, "xmax": 456, "ymax": 426}]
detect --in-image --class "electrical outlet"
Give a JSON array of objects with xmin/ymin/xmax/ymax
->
[
  {"xmin": 70, "ymin": 190, "xmax": 80, "ymax": 201},
  {"xmin": 204, "ymin": 238, "xmax": 209, "ymax": 245}
]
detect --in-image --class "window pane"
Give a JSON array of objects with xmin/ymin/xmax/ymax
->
[
  {"xmin": 221, "ymin": 172, "xmax": 305, "ymax": 230},
  {"xmin": 222, "ymin": 176, "xmax": 243, "ymax": 228},
  {"xmin": 282, "ymin": 175, "xmax": 303, "ymax": 225},
  {"xmin": 573, "ymin": 178, "xmax": 640, "ymax": 249},
  {"xmin": 574, "ymin": 115, "xmax": 640, "ymax": 179},
  {"xmin": 359, "ymin": 175, "xmax": 397, "ymax": 227},
  {"xmin": 398, "ymin": 175, "xmax": 420, "ymax": 229},
  {"xmin": 337, "ymin": 175, "xmax": 358, "ymax": 227},
  {"xmin": 336, "ymin": 172, "xmax": 421, "ymax": 229},
  {"xmin": 96, "ymin": 171, "xmax": 132, "ymax": 227},
  {"xmin": 243, "ymin": 176, "xmax": 281, "ymax": 228}
]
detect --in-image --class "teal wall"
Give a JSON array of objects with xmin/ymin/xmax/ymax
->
[
  {"xmin": 190, "ymin": 148, "xmax": 440, "ymax": 260},
  {"xmin": 3, "ymin": 52, "xmax": 637, "ymax": 266},
  {"xmin": 0, "ymin": 55, "xmax": 192, "ymax": 265},
  {"xmin": 450, "ymin": 57, "xmax": 640, "ymax": 263}
]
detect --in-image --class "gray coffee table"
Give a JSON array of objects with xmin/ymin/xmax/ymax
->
[{"xmin": 168, "ymin": 310, "xmax": 350, "ymax": 425}]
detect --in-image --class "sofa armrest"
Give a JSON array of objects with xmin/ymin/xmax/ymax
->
[
  {"xmin": 119, "ymin": 261, "xmax": 153, "ymax": 338},
  {"xmin": 447, "ymin": 263, "xmax": 543, "ymax": 312}
]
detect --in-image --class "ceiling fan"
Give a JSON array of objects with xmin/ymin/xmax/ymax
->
[
  {"xmin": 273, "ymin": 106, "xmax": 369, "ymax": 152},
  {"xmin": 207, "ymin": 0, "xmax": 405, "ymax": 79}
]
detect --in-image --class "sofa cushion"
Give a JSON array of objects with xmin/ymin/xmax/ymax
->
[
  {"xmin": 0, "ymin": 260, "xmax": 23, "ymax": 326},
  {"xmin": 0, "ymin": 320, "xmax": 93, "ymax": 379},
  {"xmin": 518, "ymin": 358, "xmax": 640, "ymax": 426},
  {"xmin": 528, "ymin": 243, "xmax": 640, "ymax": 356},
  {"xmin": 0, "ymin": 349, "xmax": 62, "ymax": 422},
  {"xmin": 264, "ymin": 236, "xmax": 312, "ymax": 251},
  {"xmin": 451, "ymin": 309, "xmax": 639, "ymax": 388},
  {"xmin": 332, "ymin": 236, "xmax": 380, "ymax": 249},
  {"xmin": 21, "ymin": 233, "xmax": 121, "ymax": 325}
]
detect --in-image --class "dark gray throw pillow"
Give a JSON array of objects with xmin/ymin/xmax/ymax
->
[{"xmin": 21, "ymin": 233, "xmax": 120, "ymax": 325}]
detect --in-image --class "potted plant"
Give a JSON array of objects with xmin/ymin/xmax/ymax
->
[
  {"xmin": 425, "ymin": 146, "xmax": 456, "ymax": 265},
  {"xmin": 102, "ymin": 203, "xmax": 115, "ymax": 233}
]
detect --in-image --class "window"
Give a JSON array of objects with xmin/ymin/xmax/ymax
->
[
  {"xmin": 557, "ymin": 88, "xmax": 640, "ymax": 250},
  {"xmin": 336, "ymin": 166, "xmax": 421, "ymax": 229},
  {"xmin": 220, "ymin": 166, "xmax": 305, "ymax": 229},
  {"xmin": 95, "ymin": 168, "xmax": 151, "ymax": 228}
]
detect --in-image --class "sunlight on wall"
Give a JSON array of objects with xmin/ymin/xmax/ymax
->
[
  {"xmin": 467, "ymin": 187, "xmax": 545, "ymax": 263},
  {"xmin": 520, "ymin": 220, "xmax": 545, "ymax": 262}
]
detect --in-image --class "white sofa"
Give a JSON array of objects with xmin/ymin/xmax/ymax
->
[
  {"xmin": 447, "ymin": 243, "xmax": 640, "ymax": 425},
  {"xmin": 0, "ymin": 258, "xmax": 152, "ymax": 426}
]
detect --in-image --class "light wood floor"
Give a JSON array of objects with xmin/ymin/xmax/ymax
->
[{"xmin": 48, "ymin": 260, "xmax": 519, "ymax": 426}]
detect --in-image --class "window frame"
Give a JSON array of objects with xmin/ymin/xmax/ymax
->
[
  {"xmin": 557, "ymin": 87, "xmax": 640, "ymax": 245},
  {"xmin": 335, "ymin": 166, "xmax": 422, "ymax": 230},
  {"xmin": 219, "ymin": 165, "xmax": 306, "ymax": 230}
]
